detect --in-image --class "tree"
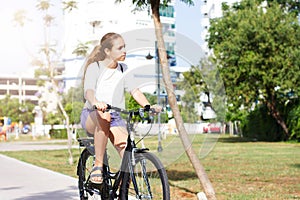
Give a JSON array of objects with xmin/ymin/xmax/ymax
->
[
  {"xmin": 62, "ymin": 0, "xmax": 78, "ymax": 12},
  {"xmin": 208, "ymin": 0, "xmax": 300, "ymax": 139},
  {"xmin": 179, "ymin": 63, "xmax": 226, "ymax": 124},
  {"xmin": 116, "ymin": 0, "xmax": 217, "ymax": 199},
  {"xmin": 0, "ymin": 95, "xmax": 35, "ymax": 124},
  {"xmin": 257, "ymin": 0, "xmax": 300, "ymax": 15},
  {"xmin": 13, "ymin": 0, "xmax": 78, "ymax": 164},
  {"xmin": 177, "ymin": 65, "xmax": 205, "ymax": 122},
  {"xmin": 151, "ymin": 2, "xmax": 216, "ymax": 199}
]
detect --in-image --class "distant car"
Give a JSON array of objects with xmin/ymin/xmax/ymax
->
[{"xmin": 203, "ymin": 123, "xmax": 221, "ymax": 133}]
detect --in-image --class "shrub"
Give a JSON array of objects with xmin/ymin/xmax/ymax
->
[
  {"xmin": 50, "ymin": 129, "xmax": 67, "ymax": 139},
  {"xmin": 287, "ymin": 103, "xmax": 300, "ymax": 141},
  {"xmin": 242, "ymin": 105, "xmax": 285, "ymax": 141}
]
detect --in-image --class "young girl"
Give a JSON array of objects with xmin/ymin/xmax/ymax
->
[{"xmin": 80, "ymin": 32, "xmax": 159, "ymax": 184}]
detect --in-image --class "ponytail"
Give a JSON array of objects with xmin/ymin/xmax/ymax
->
[{"xmin": 82, "ymin": 45, "xmax": 101, "ymax": 86}]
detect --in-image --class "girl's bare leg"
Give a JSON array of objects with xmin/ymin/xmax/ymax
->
[
  {"xmin": 85, "ymin": 110, "xmax": 111, "ymax": 183},
  {"xmin": 109, "ymin": 126, "xmax": 128, "ymax": 158}
]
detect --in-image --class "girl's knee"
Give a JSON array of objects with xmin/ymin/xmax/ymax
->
[{"xmin": 115, "ymin": 141, "xmax": 127, "ymax": 150}]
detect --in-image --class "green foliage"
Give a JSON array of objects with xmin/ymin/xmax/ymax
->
[
  {"xmin": 0, "ymin": 95, "xmax": 35, "ymax": 123},
  {"xmin": 34, "ymin": 67, "xmax": 50, "ymax": 86},
  {"xmin": 259, "ymin": 0, "xmax": 300, "ymax": 15},
  {"xmin": 178, "ymin": 64, "xmax": 226, "ymax": 123},
  {"xmin": 209, "ymin": 0, "xmax": 300, "ymax": 110},
  {"xmin": 177, "ymin": 66, "xmax": 203, "ymax": 123},
  {"xmin": 208, "ymin": 0, "xmax": 300, "ymax": 139},
  {"xmin": 62, "ymin": 86, "xmax": 84, "ymax": 104},
  {"xmin": 242, "ymin": 104, "xmax": 285, "ymax": 141},
  {"xmin": 62, "ymin": 86, "xmax": 84, "ymax": 124},
  {"xmin": 180, "ymin": 66, "xmax": 205, "ymax": 99},
  {"xmin": 50, "ymin": 128, "xmax": 67, "ymax": 139},
  {"xmin": 124, "ymin": 91, "xmax": 169, "ymax": 123},
  {"xmin": 18, "ymin": 104, "xmax": 35, "ymax": 124},
  {"xmin": 126, "ymin": 92, "xmax": 140, "ymax": 110},
  {"xmin": 64, "ymin": 101, "xmax": 84, "ymax": 124},
  {"xmin": 225, "ymin": 108, "xmax": 249, "ymax": 131},
  {"xmin": 287, "ymin": 100, "xmax": 300, "ymax": 141},
  {"xmin": 72, "ymin": 41, "xmax": 94, "ymax": 57},
  {"xmin": 45, "ymin": 112, "xmax": 63, "ymax": 125},
  {"xmin": 125, "ymin": 92, "xmax": 156, "ymax": 110},
  {"xmin": 115, "ymin": 0, "xmax": 194, "ymax": 9}
]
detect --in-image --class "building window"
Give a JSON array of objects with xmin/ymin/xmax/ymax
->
[{"xmin": 159, "ymin": 5, "xmax": 174, "ymax": 18}]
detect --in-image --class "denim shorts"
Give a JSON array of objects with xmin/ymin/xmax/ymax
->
[{"xmin": 80, "ymin": 108, "xmax": 126, "ymax": 134}]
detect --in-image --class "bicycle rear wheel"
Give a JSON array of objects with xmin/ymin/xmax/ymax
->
[
  {"xmin": 120, "ymin": 152, "xmax": 170, "ymax": 200},
  {"xmin": 77, "ymin": 148, "xmax": 104, "ymax": 200}
]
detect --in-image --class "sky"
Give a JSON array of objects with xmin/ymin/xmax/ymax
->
[
  {"xmin": 0, "ymin": 0, "xmax": 203, "ymax": 74},
  {"xmin": 176, "ymin": 0, "xmax": 203, "ymax": 47}
]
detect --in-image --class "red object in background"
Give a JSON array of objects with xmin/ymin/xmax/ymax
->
[
  {"xmin": 203, "ymin": 123, "xmax": 221, "ymax": 133},
  {"xmin": 0, "ymin": 129, "xmax": 6, "ymax": 141}
]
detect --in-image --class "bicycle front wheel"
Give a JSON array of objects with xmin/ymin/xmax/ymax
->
[
  {"xmin": 77, "ymin": 148, "xmax": 103, "ymax": 200},
  {"xmin": 120, "ymin": 152, "xmax": 170, "ymax": 200}
]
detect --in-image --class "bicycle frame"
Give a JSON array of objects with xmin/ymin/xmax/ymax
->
[{"xmin": 106, "ymin": 106, "xmax": 152, "ymax": 199}]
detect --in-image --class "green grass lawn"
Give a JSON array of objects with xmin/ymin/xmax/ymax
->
[{"xmin": 1, "ymin": 134, "xmax": 299, "ymax": 200}]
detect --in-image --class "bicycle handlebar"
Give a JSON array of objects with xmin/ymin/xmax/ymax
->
[{"xmin": 93, "ymin": 104, "xmax": 158, "ymax": 118}]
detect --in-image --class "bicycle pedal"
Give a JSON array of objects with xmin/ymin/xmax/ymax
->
[{"xmin": 89, "ymin": 182, "xmax": 110, "ymax": 199}]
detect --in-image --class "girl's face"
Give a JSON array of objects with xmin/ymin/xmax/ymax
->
[{"xmin": 107, "ymin": 37, "xmax": 126, "ymax": 62}]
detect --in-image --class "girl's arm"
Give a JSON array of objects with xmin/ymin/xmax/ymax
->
[
  {"xmin": 131, "ymin": 88, "xmax": 150, "ymax": 107},
  {"xmin": 85, "ymin": 89, "xmax": 98, "ymax": 106},
  {"xmin": 85, "ymin": 89, "xmax": 107, "ymax": 111}
]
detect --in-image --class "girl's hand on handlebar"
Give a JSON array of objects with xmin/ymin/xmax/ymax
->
[
  {"xmin": 93, "ymin": 102, "xmax": 108, "ymax": 112},
  {"xmin": 151, "ymin": 104, "xmax": 163, "ymax": 113}
]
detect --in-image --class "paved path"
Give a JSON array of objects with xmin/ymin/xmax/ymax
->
[
  {"xmin": 0, "ymin": 140, "xmax": 77, "ymax": 152},
  {"xmin": 0, "ymin": 141, "xmax": 79, "ymax": 200}
]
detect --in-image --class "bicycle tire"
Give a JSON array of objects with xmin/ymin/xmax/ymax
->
[
  {"xmin": 120, "ymin": 152, "xmax": 170, "ymax": 200},
  {"xmin": 77, "ymin": 148, "xmax": 107, "ymax": 200}
]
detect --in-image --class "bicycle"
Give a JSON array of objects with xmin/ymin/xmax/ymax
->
[{"xmin": 77, "ymin": 105, "xmax": 170, "ymax": 200}]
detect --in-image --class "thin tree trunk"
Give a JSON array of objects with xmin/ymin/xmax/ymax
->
[
  {"xmin": 266, "ymin": 101, "xmax": 289, "ymax": 138},
  {"xmin": 57, "ymin": 99, "xmax": 73, "ymax": 164},
  {"xmin": 150, "ymin": 1, "xmax": 216, "ymax": 199},
  {"xmin": 51, "ymin": 79, "xmax": 73, "ymax": 165}
]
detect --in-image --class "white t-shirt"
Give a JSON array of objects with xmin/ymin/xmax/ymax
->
[{"xmin": 83, "ymin": 62, "xmax": 132, "ymax": 109}]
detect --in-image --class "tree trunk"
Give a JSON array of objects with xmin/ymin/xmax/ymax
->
[
  {"xmin": 150, "ymin": 1, "xmax": 216, "ymax": 199},
  {"xmin": 266, "ymin": 101, "xmax": 289, "ymax": 139},
  {"xmin": 52, "ymin": 79, "xmax": 73, "ymax": 165},
  {"xmin": 57, "ymin": 99, "xmax": 73, "ymax": 164}
]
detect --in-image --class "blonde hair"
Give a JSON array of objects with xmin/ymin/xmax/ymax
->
[{"xmin": 82, "ymin": 32, "xmax": 122, "ymax": 85}]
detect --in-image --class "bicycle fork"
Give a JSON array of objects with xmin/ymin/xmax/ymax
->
[{"xmin": 128, "ymin": 151, "xmax": 153, "ymax": 199}]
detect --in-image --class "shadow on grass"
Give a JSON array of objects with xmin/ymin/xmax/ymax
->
[
  {"xmin": 167, "ymin": 169, "xmax": 197, "ymax": 181},
  {"xmin": 218, "ymin": 136, "xmax": 255, "ymax": 143},
  {"xmin": 291, "ymin": 163, "xmax": 300, "ymax": 169},
  {"xmin": 167, "ymin": 169, "xmax": 198, "ymax": 196},
  {"xmin": 168, "ymin": 181, "xmax": 198, "ymax": 195}
]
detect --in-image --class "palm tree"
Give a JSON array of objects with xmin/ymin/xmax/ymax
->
[
  {"xmin": 62, "ymin": 1, "xmax": 78, "ymax": 12},
  {"xmin": 14, "ymin": 0, "xmax": 75, "ymax": 165}
]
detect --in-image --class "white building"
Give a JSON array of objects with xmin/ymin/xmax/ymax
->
[
  {"xmin": 200, "ymin": 0, "xmax": 241, "ymax": 55},
  {"xmin": 0, "ymin": 73, "xmax": 40, "ymax": 105}
]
